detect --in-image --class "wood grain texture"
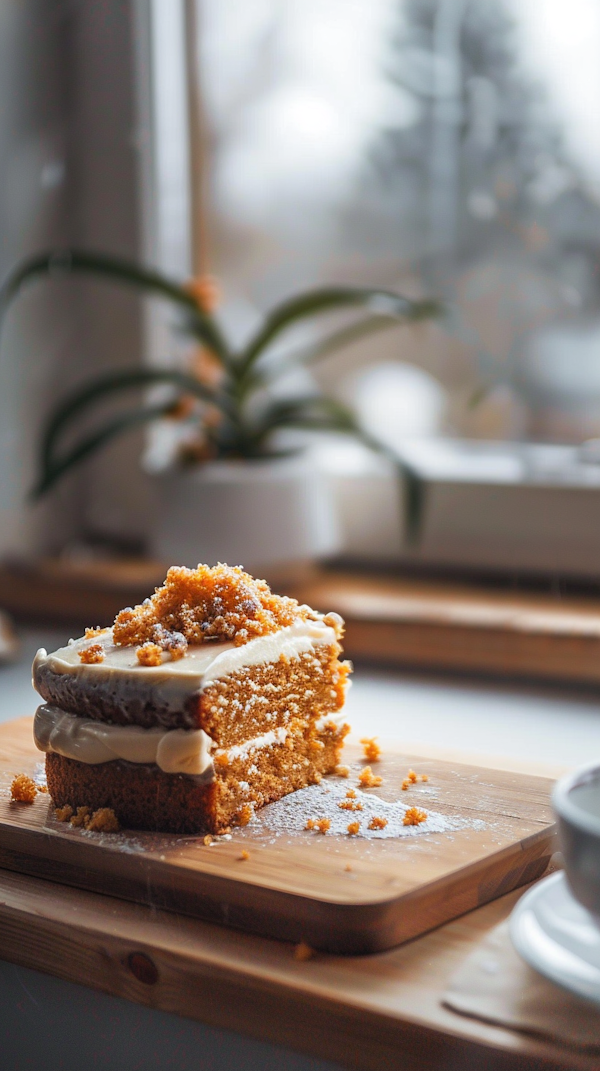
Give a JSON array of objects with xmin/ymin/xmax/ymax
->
[
  {"xmin": 3, "ymin": 557, "xmax": 600, "ymax": 683},
  {"xmin": 0, "ymin": 867, "xmax": 592, "ymax": 1071},
  {"xmin": 0, "ymin": 718, "xmax": 556, "ymax": 953}
]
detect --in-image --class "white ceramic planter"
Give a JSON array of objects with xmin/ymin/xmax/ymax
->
[{"xmin": 150, "ymin": 456, "xmax": 339, "ymax": 574}]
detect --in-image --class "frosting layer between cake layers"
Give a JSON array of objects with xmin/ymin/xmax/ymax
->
[{"xmin": 34, "ymin": 704, "xmax": 297, "ymax": 776}]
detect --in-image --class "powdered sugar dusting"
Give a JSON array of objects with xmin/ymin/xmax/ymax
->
[{"xmin": 255, "ymin": 780, "xmax": 487, "ymax": 839}]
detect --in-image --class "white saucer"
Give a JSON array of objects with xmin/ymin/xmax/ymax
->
[{"xmin": 510, "ymin": 871, "xmax": 600, "ymax": 1005}]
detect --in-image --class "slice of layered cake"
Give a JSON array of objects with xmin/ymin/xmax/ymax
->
[{"xmin": 32, "ymin": 564, "xmax": 351, "ymax": 833}]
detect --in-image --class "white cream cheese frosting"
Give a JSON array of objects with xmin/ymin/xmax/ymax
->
[
  {"xmin": 33, "ymin": 618, "xmax": 339, "ymax": 700},
  {"xmin": 34, "ymin": 703, "xmax": 214, "ymax": 775}
]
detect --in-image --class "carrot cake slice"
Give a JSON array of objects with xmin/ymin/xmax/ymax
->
[{"xmin": 32, "ymin": 564, "xmax": 351, "ymax": 833}]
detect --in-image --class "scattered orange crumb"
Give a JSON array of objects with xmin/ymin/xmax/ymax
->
[
  {"xmin": 136, "ymin": 642, "xmax": 163, "ymax": 667},
  {"xmin": 368, "ymin": 816, "xmax": 388, "ymax": 831},
  {"xmin": 214, "ymin": 751, "xmax": 229, "ymax": 768},
  {"xmin": 403, "ymin": 807, "xmax": 427, "ymax": 827},
  {"xmin": 10, "ymin": 774, "xmax": 37, "ymax": 804},
  {"xmin": 358, "ymin": 766, "xmax": 383, "ymax": 788},
  {"xmin": 401, "ymin": 779, "xmax": 410, "ymax": 791},
  {"xmin": 294, "ymin": 942, "xmax": 316, "ymax": 962},
  {"xmin": 338, "ymin": 799, "xmax": 363, "ymax": 811},
  {"xmin": 85, "ymin": 808, "xmax": 120, "ymax": 833},
  {"xmin": 407, "ymin": 769, "xmax": 418, "ymax": 783},
  {"xmin": 203, "ymin": 834, "xmax": 213, "ymax": 846},
  {"xmin": 360, "ymin": 736, "xmax": 381, "ymax": 762},
  {"xmin": 239, "ymin": 849, "xmax": 250, "ymax": 861},
  {"xmin": 421, "ymin": 774, "xmax": 429, "ymax": 782},
  {"xmin": 315, "ymin": 818, "xmax": 331, "ymax": 834},
  {"xmin": 346, "ymin": 789, "xmax": 357, "ymax": 799},
  {"xmin": 38, "ymin": 784, "xmax": 48, "ymax": 793},
  {"xmin": 305, "ymin": 819, "xmax": 316, "ymax": 830},
  {"xmin": 69, "ymin": 806, "xmax": 91, "ymax": 828},
  {"xmin": 54, "ymin": 803, "xmax": 120, "ymax": 832},
  {"xmin": 85, "ymin": 626, "xmax": 108, "ymax": 639},
  {"xmin": 238, "ymin": 804, "xmax": 253, "ymax": 826},
  {"xmin": 79, "ymin": 643, "xmax": 105, "ymax": 665},
  {"xmin": 344, "ymin": 864, "xmax": 352, "ymax": 872},
  {"xmin": 335, "ymin": 765, "xmax": 350, "ymax": 777},
  {"xmin": 347, "ymin": 821, "xmax": 360, "ymax": 835}
]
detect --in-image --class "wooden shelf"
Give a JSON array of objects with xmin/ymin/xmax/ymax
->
[{"xmin": 4, "ymin": 557, "xmax": 600, "ymax": 685}]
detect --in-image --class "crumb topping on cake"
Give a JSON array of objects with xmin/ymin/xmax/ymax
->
[
  {"xmin": 79, "ymin": 644, "xmax": 105, "ymax": 664},
  {"xmin": 113, "ymin": 563, "xmax": 318, "ymax": 651}
]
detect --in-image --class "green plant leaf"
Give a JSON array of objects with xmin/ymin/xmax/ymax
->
[
  {"xmin": 0, "ymin": 249, "xmax": 230, "ymax": 362},
  {"xmin": 41, "ymin": 367, "xmax": 236, "ymax": 476},
  {"xmin": 238, "ymin": 287, "xmax": 441, "ymax": 376},
  {"xmin": 32, "ymin": 401, "xmax": 177, "ymax": 499},
  {"xmin": 241, "ymin": 313, "xmax": 407, "ymax": 393}
]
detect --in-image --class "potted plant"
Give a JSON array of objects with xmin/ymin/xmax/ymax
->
[{"xmin": 0, "ymin": 250, "xmax": 439, "ymax": 571}]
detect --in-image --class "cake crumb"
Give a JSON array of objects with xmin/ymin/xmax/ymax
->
[
  {"xmin": 70, "ymin": 806, "xmax": 91, "ymax": 828},
  {"xmin": 344, "ymin": 864, "xmax": 352, "ymax": 871},
  {"xmin": 347, "ymin": 821, "xmax": 360, "ymax": 835},
  {"xmin": 214, "ymin": 751, "xmax": 229, "ymax": 768},
  {"xmin": 338, "ymin": 799, "xmax": 362, "ymax": 811},
  {"xmin": 401, "ymin": 779, "xmax": 410, "ymax": 790},
  {"xmin": 55, "ymin": 804, "xmax": 73, "ymax": 822},
  {"xmin": 10, "ymin": 774, "xmax": 37, "ymax": 804},
  {"xmin": 294, "ymin": 942, "xmax": 315, "ymax": 962},
  {"xmin": 315, "ymin": 818, "xmax": 331, "ymax": 833},
  {"xmin": 368, "ymin": 816, "xmax": 388, "ymax": 830},
  {"xmin": 38, "ymin": 784, "xmax": 48, "ymax": 793},
  {"xmin": 136, "ymin": 642, "xmax": 163, "ymax": 667},
  {"xmin": 360, "ymin": 737, "xmax": 381, "ymax": 762},
  {"xmin": 113, "ymin": 563, "xmax": 311, "ymax": 649},
  {"xmin": 305, "ymin": 818, "xmax": 316, "ymax": 830},
  {"xmin": 335, "ymin": 765, "xmax": 350, "ymax": 778},
  {"xmin": 85, "ymin": 626, "xmax": 108, "ymax": 639},
  {"xmin": 85, "ymin": 808, "xmax": 120, "ymax": 833},
  {"xmin": 239, "ymin": 849, "xmax": 250, "ymax": 861},
  {"xmin": 358, "ymin": 766, "xmax": 383, "ymax": 788},
  {"xmin": 203, "ymin": 834, "xmax": 213, "ymax": 846},
  {"xmin": 346, "ymin": 789, "xmax": 357, "ymax": 798},
  {"xmin": 238, "ymin": 804, "xmax": 253, "ymax": 826},
  {"xmin": 407, "ymin": 769, "xmax": 418, "ymax": 783},
  {"xmin": 79, "ymin": 644, "xmax": 105, "ymax": 665},
  {"xmin": 403, "ymin": 807, "xmax": 427, "ymax": 827},
  {"xmin": 421, "ymin": 774, "xmax": 429, "ymax": 782}
]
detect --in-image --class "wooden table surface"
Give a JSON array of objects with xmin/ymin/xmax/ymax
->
[
  {"xmin": 0, "ymin": 865, "xmax": 590, "ymax": 1071},
  {"xmin": 0, "ymin": 718, "xmax": 589, "ymax": 1070}
]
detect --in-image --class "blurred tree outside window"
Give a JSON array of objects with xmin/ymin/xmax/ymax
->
[{"xmin": 193, "ymin": 0, "xmax": 600, "ymax": 445}]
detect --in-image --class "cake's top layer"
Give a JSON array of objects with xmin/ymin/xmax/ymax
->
[
  {"xmin": 32, "ymin": 617, "xmax": 343, "ymax": 728},
  {"xmin": 113, "ymin": 563, "xmax": 311, "ymax": 655}
]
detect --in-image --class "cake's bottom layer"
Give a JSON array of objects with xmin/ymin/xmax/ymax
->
[{"xmin": 45, "ymin": 725, "xmax": 348, "ymax": 834}]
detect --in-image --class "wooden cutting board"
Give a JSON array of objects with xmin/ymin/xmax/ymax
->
[{"xmin": 0, "ymin": 717, "xmax": 556, "ymax": 954}]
